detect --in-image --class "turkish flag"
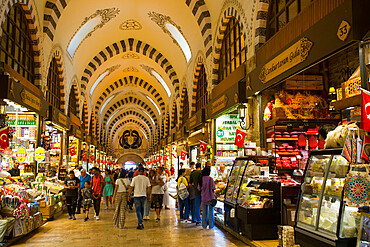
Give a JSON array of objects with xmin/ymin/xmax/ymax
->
[
  {"xmin": 164, "ymin": 155, "xmax": 168, "ymax": 161},
  {"xmin": 180, "ymin": 151, "xmax": 187, "ymax": 160},
  {"xmin": 0, "ymin": 127, "xmax": 9, "ymax": 150},
  {"xmin": 97, "ymin": 158, "xmax": 100, "ymax": 163},
  {"xmin": 82, "ymin": 153, "xmax": 87, "ymax": 162},
  {"xmin": 362, "ymin": 90, "xmax": 370, "ymax": 132},
  {"xmin": 69, "ymin": 146, "xmax": 76, "ymax": 156},
  {"xmin": 200, "ymin": 141, "xmax": 207, "ymax": 153},
  {"xmin": 90, "ymin": 155, "xmax": 95, "ymax": 162},
  {"xmin": 235, "ymin": 128, "xmax": 247, "ymax": 148}
]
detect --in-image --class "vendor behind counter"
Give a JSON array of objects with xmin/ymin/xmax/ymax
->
[{"xmin": 8, "ymin": 163, "xmax": 20, "ymax": 177}]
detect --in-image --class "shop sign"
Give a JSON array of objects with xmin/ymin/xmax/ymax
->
[
  {"xmin": 82, "ymin": 153, "xmax": 87, "ymax": 162},
  {"xmin": 75, "ymin": 128, "xmax": 82, "ymax": 139},
  {"xmin": 216, "ymin": 114, "xmax": 239, "ymax": 143},
  {"xmin": 16, "ymin": 147, "xmax": 27, "ymax": 163},
  {"xmin": 189, "ymin": 115, "xmax": 197, "ymax": 128},
  {"xmin": 34, "ymin": 147, "xmax": 46, "ymax": 162},
  {"xmin": 259, "ymin": 37, "xmax": 313, "ymax": 84},
  {"xmin": 58, "ymin": 112, "xmax": 68, "ymax": 127},
  {"xmin": 20, "ymin": 89, "xmax": 42, "ymax": 111},
  {"xmin": 337, "ymin": 20, "xmax": 351, "ymax": 41},
  {"xmin": 212, "ymin": 95, "xmax": 228, "ymax": 115}
]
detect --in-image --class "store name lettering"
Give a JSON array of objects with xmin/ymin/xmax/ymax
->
[
  {"xmin": 212, "ymin": 95, "xmax": 228, "ymax": 115},
  {"xmin": 259, "ymin": 37, "xmax": 313, "ymax": 84},
  {"xmin": 58, "ymin": 113, "xmax": 67, "ymax": 126},
  {"xmin": 20, "ymin": 89, "xmax": 42, "ymax": 111}
]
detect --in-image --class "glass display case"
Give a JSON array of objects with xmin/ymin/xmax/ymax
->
[
  {"xmin": 295, "ymin": 149, "xmax": 359, "ymax": 247},
  {"xmin": 225, "ymin": 158, "xmax": 248, "ymax": 203}
]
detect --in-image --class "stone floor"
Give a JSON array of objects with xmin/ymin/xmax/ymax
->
[{"xmin": 12, "ymin": 204, "xmax": 250, "ymax": 247}]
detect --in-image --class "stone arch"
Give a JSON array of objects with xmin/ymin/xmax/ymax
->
[
  {"xmin": 179, "ymin": 84, "xmax": 190, "ymax": 126},
  {"xmin": 184, "ymin": 0, "xmax": 212, "ymax": 57},
  {"xmin": 108, "ymin": 110, "xmax": 154, "ymax": 134},
  {"xmin": 46, "ymin": 49, "xmax": 66, "ymax": 111},
  {"xmin": 67, "ymin": 81, "xmax": 80, "ymax": 117},
  {"xmin": 95, "ymin": 76, "xmax": 166, "ymax": 114},
  {"xmin": 254, "ymin": 0, "xmax": 270, "ymax": 51},
  {"xmin": 80, "ymin": 39, "xmax": 180, "ymax": 97},
  {"xmin": 0, "ymin": 0, "xmax": 42, "ymax": 87},
  {"xmin": 164, "ymin": 111, "xmax": 170, "ymax": 137},
  {"xmin": 191, "ymin": 56, "xmax": 207, "ymax": 113},
  {"xmin": 81, "ymin": 100, "xmax": 88, "ymax": 132},
  {"xmin": 212, "ymin": 7, "xmax": 248, "ymax": 85},
  {"xmin": 170, "ymin": 101, "xmax": 178, "ymax": 130},
  {"xmin": 116, "ymin": 153, "xmax": 145, "ymax": 166},
  {"xmin": 102, "ymin": 97, "xmax": 158, "ymax": 126}
]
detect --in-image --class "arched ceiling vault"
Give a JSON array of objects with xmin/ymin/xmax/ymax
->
[{"xmin": 47, "ymin": 0, "xmax": 219, "ymax": 153}]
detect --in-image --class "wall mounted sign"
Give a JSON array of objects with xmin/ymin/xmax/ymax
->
[
  {"xmin": 212, "ymin": 95, "xmax": 228, "ymax": 115},
  {"xmin": 34, "ymin": 147, "xmax": 46, "ymax": 162},
  {"xmin": 75, "ymin": 128, "xmax": 82, "ymax": 139},
  {"xmin": 216, "ymin": 114, "xmax": 239, "ymax": 143},
  {"xmin": 337, "ymin": 20, "xmax": 351, "ymax": 41},
  {"xmin": 189, "ymin": 115, "xmax": 197, "ymax": 128},
  {"xmin": 58, "ymin": 112, "xmax": 68, "ymax": 127},
  {"xmin": 259, "ymin": 37, "xmax": 313, "ymax": 84},
  {"xmin": 20, "ymin": 89, "xmax": 41, "ymax": 111}
]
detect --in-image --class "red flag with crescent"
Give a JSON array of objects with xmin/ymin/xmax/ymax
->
[
  {"xmin": 200, "ymin": 141, "xmax": 207, "ymax": 153},
  {"xmin": 180, "ymin": 151, "xmax": 187, "ymax": 160},
  {"xmin": 0, "ymin": 127, "xmax": 9, "ymax": 150},
  {"xmin": 361, "ymin": 90, "xmax": 370, "ymax": 132},
  {"xmin": 69, "ymin": 146, "xmax": 76, "ymax": 156},
  {"xmin": 82, "ymin": 153, "xmax": 87, "ymax": 162},
  {"xmin": 235, "ymin": 128, "xmax": 247, "ymax": 148}
]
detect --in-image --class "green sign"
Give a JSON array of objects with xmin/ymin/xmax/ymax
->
[{"xmin": 216, "ymin": 129, "xmax": 224, "ymax": 138}]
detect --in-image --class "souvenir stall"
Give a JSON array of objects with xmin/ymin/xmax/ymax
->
[
  {"xmin": 80, "ymin": 135, "xmax": 89, "ymax": 171},
  {"xmin": 0, "ymin": 75, "xmax": 48, "ymax": 178},
  {"xmin": 86, "ymin": 135, "xmax": 95, "ymax": 169},
  {"xmin": 67, "ymin": 126, "xmax": 82, "ymax": 173},
  {"xmin": 43, "ymin": 106, "xmax": 70, "ymax": 180}
]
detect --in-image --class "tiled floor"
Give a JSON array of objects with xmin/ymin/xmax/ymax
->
[{"xmin": 12, "ymin": 204, "xmax": 250, "ymax": 247}]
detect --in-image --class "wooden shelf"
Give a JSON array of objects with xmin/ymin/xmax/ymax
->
[
  {"xmin": 275, "ymin": 138, "xmax": 298, "ymax": 141},
  {"xmin": 331, "ymin": 94, "xmax": 361, "ymax": 111},
  {"xmin": 276, "ymin": 152, "xmax": 300, "ymax": 155}
]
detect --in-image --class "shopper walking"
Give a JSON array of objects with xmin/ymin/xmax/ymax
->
[
  {"xmin": 163, "ymin": 167, "xmax": 170, "ymax": 210},
  {"xmin": 113, "ymin": 170, "xmax": 130, "ymax": 229},
  {"xmin": 77, "ymin": 169, "xmax": 91, "ymax": 214},
  {"xmin": 177, "ymin": 169, "xmax": 191, "ymax": 223},
  {"xmin": 64, "ymin": 170, "xmax": 80, "ymax": 220},
  {"xmin": 150, "ymin": 167, "xmax": 166, "ymax": 222},
  {"xmin": 103, "ymin": 169, "xmax": 114, "ymax": 209},
  {"xmin": 81, "ymin": 181, "xmax": 94, "ymax": 222},
  {"xmin": 190, "ymin": 163, "xmax": 202, "ymax": 225},
  {"xmin": 91, "ymin": 167, "xmax": 105, "ymax": 220},
  {"xmin": 144, "ymin": 169, "xmax": 155, "ymax": 220},
  {"xmin": 128, "ymin": 167, "xmax": 151, "ymax": 230},
  {"xmin": 198, "ymin": 166, "xmax": 216, "ymax": 230}
]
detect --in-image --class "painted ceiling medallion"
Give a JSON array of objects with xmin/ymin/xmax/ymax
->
[
  {"xmin": 123, "ymin": 66, "xmax": 139, "ymax": 72},
  {"xmin": 122, "ymin": 52, "xmax": 140, "ymax": 59},
  {"xmin": 140, "ymin": 64, "xmax": 153, "ymax": 73},
  {"xmin": 67, "ymin": 8, "xmax": 120, "ymax": 56},
  {"xmin": 148, "ymin": 11, "xmax": 180, "ymax": 45},
  {"xmin": 120, "ymin": 19, "xmax": 142, "ymax": 30}
]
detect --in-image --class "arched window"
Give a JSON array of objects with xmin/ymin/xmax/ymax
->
[
  {"xmin": 0, "ymin": 4, "xmax": 35, "ymax": 83},
  {"xmin": 218, "ymin": 17, "xmax": 246, "ymax": 82},
  {"xmin": 171, "ymin": 103, "xmax": 178, "ymax": 129},
  {"xmin": 266, "ymin": 0, "xmax": 313, "ymax": 40},
  {"xmin": 68, "ymin": 88, "xmax": 78, "ymax": 117},
  {"xmin": 195, "ymin": 64, "xmax": 208, "ymax": 112},
  {"xmin": 181, "ymin": 88, "xmax": 189, "ymax": 126},
  {"xmin": 46, "ymin": 57, "xmax": 62, "ymax": 110}
]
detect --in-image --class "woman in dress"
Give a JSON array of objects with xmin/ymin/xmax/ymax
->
[
  {"xmin": 198, "ymin": 166, "xmax": 216, "ymax": 229},
  {"xmin": 112, "ymin": 170, "xmax": 130, "ymax": 229},
  {"xmin": 103, "ymin": 169, "xmax": 114, "ymax": 209}
]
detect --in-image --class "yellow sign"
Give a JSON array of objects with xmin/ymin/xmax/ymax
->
[
  {"xmin": 34, "ymin": 147, "xmax": 46, "ymax": 162},
  {"xmin": 16, "ymin": 147, "xmax": 27, "ymax": 163},
  {"xmin": 212, "ymin": 95, "xmax": 228, "ymax": 115},
  {"xmin": 20, "ymin": 89, "xmax": 42, "ymax": 111},
  {"xmin": 259, "ymin": 37, "xmax": 313, "ymax": 84},
  {"xmin": 337, "ymin": 20, "xmax": 351, "ymax": 41},
  {"xmin": 189, "ymin": 115, "xmax": 197, "ymax": 128},
  {"xmin": 58, "ymin": 112, "xmax": 68, "ymax": 127}
]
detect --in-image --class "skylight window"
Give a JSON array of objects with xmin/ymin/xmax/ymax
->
[
  {"xmin": 142, "ymin": 110, "xmax": 155, "ymax": 126},
  {"xmin": 90, "ymin": 71, "xmax": 109, "ymax": 96},
  {"xmin": 146, "ymin": 95, "xmax": 161, "ymax": 116},
  {"xmin": 67, "ymin": 17, "xmax": 101, "ymax": 57},
  {"xmin": 100, "ymin": 95, "xmax": 115, "ymax": 115},
  {"xmin": 151, "ymin": 70, "xmax": 171, "ymax": 97},
  {"xmin": 165, "ymin": 23, "xmax": 192, "ymax": 62}
]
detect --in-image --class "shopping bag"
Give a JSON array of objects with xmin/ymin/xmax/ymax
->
[
  {"xmin": 344, "ymin": 164, "xmax": 370, "ymax": 207},
  {"xmin": 178, "ymin": 177, "xmax": 189, "ymax": 200}
]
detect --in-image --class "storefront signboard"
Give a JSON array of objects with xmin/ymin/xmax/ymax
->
[
  {"xmin": 212, "ymin": 95, "xmax": 228, "ymax": 115},
  {"xmin": 259, "ymin": 37, "xmax": 313, "ymax": 84},
  {"xmin": 189, "ymin": 115, "xmax": 197, "ymax": 128},
  {"xmin": 16, "ymin": 147, "xmax": 27, "ymax": 163},
  {"xmin": 58, "ymin": 112, "xmax": 68, "ymax": 127},
  {"xmin": 34, "ymin": 147, "xmax": 46, "ymax": 162},
  {"xmin": 20, "ymin": 89, "xmax": 42, "ymax": 111},
  {"xmin": 216, "ymin": 114, "xmax": 240, "ymax": 143},
  {"xmin": 75, "ymin": 128, "xmax": 82, "ymax": 139}
]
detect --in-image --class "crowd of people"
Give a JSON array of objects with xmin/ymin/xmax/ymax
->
[{"xmin": 63, "ymin": 162, "xmax": 216, "ymax": 231}]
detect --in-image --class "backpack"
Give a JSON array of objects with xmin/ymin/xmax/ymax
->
[{"xmin": 178, "ymin": 177, "xmax": 189, "ymax": 200}]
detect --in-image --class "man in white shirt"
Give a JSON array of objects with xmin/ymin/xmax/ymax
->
[{"xmin": 128, "ymin": 167, "xmax": 151, "ymax": 230}]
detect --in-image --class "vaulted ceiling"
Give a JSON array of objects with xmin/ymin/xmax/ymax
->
[{"xmin": 45, "ymin": 0, "xmax": 224, "ymax": 155}]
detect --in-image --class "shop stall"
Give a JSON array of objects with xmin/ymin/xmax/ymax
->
[
  {"xmin": 80, "ymin": 135, "xmax": 89, "ymax": 171},
  {"xmin": 67, "ymin": 126, "xmax": 82, "ymax": 176}
]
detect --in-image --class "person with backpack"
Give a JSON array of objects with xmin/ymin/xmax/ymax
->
[
  {"xmin": 198, "ymin": 166, "xmax": 216, "ymax": 229},
  {"xmin": 112, "ymin": 170, "xmax": 130, "ymax": 229},
  {"xmin": 177, "ymin": 169, "xmax": 191, "ymax": 223}
]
